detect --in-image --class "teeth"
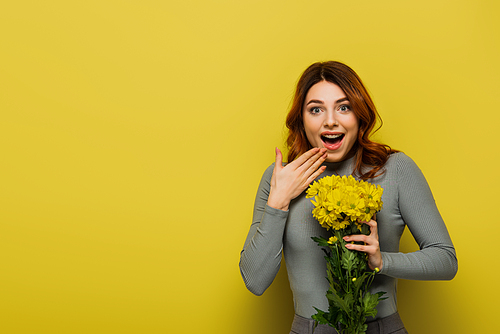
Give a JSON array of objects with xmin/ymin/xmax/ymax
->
[{"xmin": 323, "ymin": 134, "xmax": 342, "ymax": 139}]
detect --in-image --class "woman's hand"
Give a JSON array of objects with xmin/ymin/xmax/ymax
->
[
  {"xmin": 267, "ymin": 147, "xmax": 327, "ymax": 211},
  {"xmin": 343, "ymin": 219, "xmax": 383, "ymax": 271}
]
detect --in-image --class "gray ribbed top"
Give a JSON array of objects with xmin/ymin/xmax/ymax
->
[{"xmin": 239, "ymin": 152, "xmax": 457, "ymax": 319}]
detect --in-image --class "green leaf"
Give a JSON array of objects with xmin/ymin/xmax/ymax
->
[
  {"xmin": 327, "ymin": 248, "xmax": 340, "ymax": 268},
  {"xmin": 329, "ymin": 304, "xmax": 343, "ymax": 325},
  {"xmin": 326, "ymin": 290, "xmax": 350, "ymax": 314},
  {"xmin": 362, "ymin": 292, "xmax": 380, "ymax": 318},
  {"xmin": 311, "ymin": 307, "xmax": 330, "ymax": 325},
  {"xmin": 351, "ymin": 274, "xmax": 368, "ymax": 299},
  {"xmin": 357, "ymin": 258, "xmax": 367, "ymax": 272},
  {"xmin": 311, "ymin": 236, "xmax": 330, "ymax": 247},
  {"xmin": 376, "ymin": 291, "xmax": 388, "ymax": 301},
  {"xmin": 343, "ymin": 293, "xmax": 354, "ymax": 312},
  {"xmin": 341, "ymin": 249, "xmax": 359, "ymax": 272}
]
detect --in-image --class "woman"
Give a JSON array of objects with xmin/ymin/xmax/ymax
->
[{"xmin": 239, "ymin": 61, "xmax": 457, "ymax": 334}]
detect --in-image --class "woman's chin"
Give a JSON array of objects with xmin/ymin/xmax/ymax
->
[
  {"xmin": 324, "ymin": 147, "xmax": 356, "ymax": 163},
  {"xmin": 325, "ymin": 152, "xmax": 346, "ymax": 163}
]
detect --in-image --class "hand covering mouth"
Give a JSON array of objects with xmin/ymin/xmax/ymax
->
[{"xmin": 321, "ymin": 133, "xmax": 344, "ymax": 146}]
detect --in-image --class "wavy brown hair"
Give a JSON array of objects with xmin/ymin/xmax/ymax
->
[{"xmin": 286, "ymin": 61, "xmax": 398, "ymax": 180}]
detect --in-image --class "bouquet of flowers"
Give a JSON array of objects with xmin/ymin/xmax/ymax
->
[{"xmin": 306, "ymin": 175, "xmax": 386, "ymax": 334}]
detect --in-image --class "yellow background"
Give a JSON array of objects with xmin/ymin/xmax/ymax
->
[{"xmin": 1, "ymin": 1, "xmax": 498, "ymax": 333}]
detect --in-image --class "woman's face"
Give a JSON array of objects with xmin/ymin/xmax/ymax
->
[{"xmin": 302, "ymin": 81, "xmax": 359, "ymax": 163}]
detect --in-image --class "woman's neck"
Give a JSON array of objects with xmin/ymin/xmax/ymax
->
[{"xmin": 322, "ymin": 154, "xmax": 356, "ymax": 175}]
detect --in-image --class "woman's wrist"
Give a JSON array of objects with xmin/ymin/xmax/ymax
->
[
  {"xmin": 267, "ymin": 191, "xmax": 290, "ymax": 211},
  {"xmin": 267, "ymin": 199, "xmax": 289, "ymax": 211}
]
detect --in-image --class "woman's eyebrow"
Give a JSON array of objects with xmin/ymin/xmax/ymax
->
[
  {"xmin": 305, "ymin": 97, "xmax": 349, "ymax": 106},
  {"xmin": 305, "ymin": 99, "xmax": 324, "ymax": 106}
]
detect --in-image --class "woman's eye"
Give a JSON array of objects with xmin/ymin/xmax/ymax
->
[
  {"xmin": 338, "ymin": 105, "xmax": 351, "ymax": 113},
  {"xmin": 310, "ymin": 107, "xmax": 322, "ymax": 114}
]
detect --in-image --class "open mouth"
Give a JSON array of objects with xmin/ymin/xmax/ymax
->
[{"xmin": 321, "ymin": 133, "xmax": 344, "ymax": 146}]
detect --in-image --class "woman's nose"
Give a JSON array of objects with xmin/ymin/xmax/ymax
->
[{"xmin": 324, "ymin": 111, "xmax": 338, "ymax": 127}]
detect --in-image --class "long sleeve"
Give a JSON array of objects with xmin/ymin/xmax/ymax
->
[
  {"xmin": 380, "ymin": 154, "xmax": 458, "ymax": 280},
  {"xmin": 239, "ymin": 164, "xmax": 289, "ymax": 295}
]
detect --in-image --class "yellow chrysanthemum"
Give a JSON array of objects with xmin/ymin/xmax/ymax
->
[
  {"xmin": 307, "ymin": 174, "xmax": 384, "ymax": 232},
  {"xmin": 327, "ymin": 236, "xmax": 338, "ymax": 244},
  {"xmin": 306, "ymin": 180, "xmax": 321, "ymax": 198},
  {"xmin": 343, "ymin": 193, "xmax": 366, "ymax": 219},
  {"xmin": 335, "ymin": 218, "xmax": 350, "ymax": 230}
]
